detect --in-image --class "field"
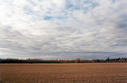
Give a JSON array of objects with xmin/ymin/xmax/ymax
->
[{"xmin": 0, "ymin": 63, "xmax": 127, "ymax": 83}]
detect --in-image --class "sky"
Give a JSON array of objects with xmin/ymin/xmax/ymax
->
[{"xmin": 0, "ymin": 0, "xmax": 127, "ymax": 59}]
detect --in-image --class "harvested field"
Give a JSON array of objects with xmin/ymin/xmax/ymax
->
[{"xmin": 0, "ymin": 63, "xmax": 127, "ymax": 83}]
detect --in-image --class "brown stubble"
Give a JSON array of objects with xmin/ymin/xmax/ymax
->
[{"xmin": 0, "ymin": 63, "xmax": 127, "ymax": 83}]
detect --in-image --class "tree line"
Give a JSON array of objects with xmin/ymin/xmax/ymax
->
[{"xmin": 0, "ymin": 57, "xmax": 127, "ymax": 63}]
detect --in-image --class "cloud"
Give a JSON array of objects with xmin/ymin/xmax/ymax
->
[{"xmin": 0, "ymin": 0, "xmax": 127, "ymax": 59}]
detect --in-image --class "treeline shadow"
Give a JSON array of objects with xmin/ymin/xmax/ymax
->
[{"xmin": 0, "ymin": 57, "xmax": 127, "ymax": 63}]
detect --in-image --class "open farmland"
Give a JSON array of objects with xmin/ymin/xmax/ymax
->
[{"xmin": 0, "ymin": 63, "xmax": 127, "ymax": 83}]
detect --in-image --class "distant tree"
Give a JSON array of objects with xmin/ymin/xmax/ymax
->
[
  {"xmin": 75, "ymin": 58, "xmax": 81, "ymax": 63},
  {"xmin": 106, "ymin": 57, "xmax": 110, "ymax": 62}
]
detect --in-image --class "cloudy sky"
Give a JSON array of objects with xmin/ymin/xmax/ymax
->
[{"xmin": 0, "ymin": 0, "xmax": 127, "ymax": 59}]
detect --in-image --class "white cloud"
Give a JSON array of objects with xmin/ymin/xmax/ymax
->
[{"xmin": 0, "ymin": 0, "xmax": 127, "ymax": 59}]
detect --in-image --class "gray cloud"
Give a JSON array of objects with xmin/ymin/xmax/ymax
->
[{"xmin": 0, "ymin": 0, "xmax": 127, "ymax": 59}]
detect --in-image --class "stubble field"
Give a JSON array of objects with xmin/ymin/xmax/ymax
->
[{"xmin": 0, "ymin": 63, "xmax": 127, "ymax": 83}]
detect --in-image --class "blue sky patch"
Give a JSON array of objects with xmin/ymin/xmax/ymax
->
[{"xmin": 43, "ymin": 16, "xmax": 53, "ymax": 20}]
